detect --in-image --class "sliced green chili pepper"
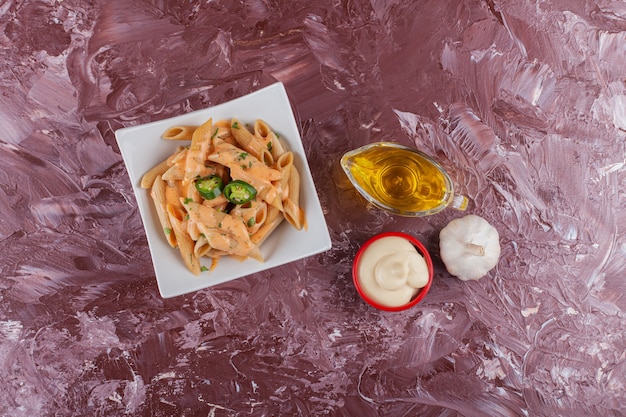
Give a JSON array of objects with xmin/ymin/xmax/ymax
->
[
  {"xmin": 223, "ymin": 180, "xmax": 257, "ymax": 205},
  {"xmin": 195, "ymin": 175, "xmax": 223, "ymax": 200}
]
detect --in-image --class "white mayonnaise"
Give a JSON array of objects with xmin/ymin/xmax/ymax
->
[{"xmin": 357, "ymin": 236, "xmax": 429, "ymax": 307}]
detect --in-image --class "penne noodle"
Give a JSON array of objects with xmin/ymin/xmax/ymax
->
[
  {"xmin": 230, "ymin": 200, "xmax": 268, "ymax": 235},
  {"xmin": 187, "ymin": 219, "xmax": 203, "ymax": 242},
  {"xmin": 284, "ymin": 199, "xmax": 306, "ymax": 230},
  {"xmin": 283, "ymin": 165, "xmax": 306, "ymax": 230},
  {"xmin": 185, "ymin": 180, "xmax": 202, "ymax": 203},
  {"xmin": 214, "ymin": 119, "xmax": 231, "ymax": 129},
  {"xmin": 193, "ymin": 236, "xmax": 211, "ymax": 258},
  {"xmin": 204, "ymin": 248, "xmax": 232, "ymax": 260},
  {"xmin": 141, "ymin": 159, "xmax": 170, "ymax": 189},
  {"xmin": 231, "ymin": 118, "xmax": 274, "ymax": 165},
  {"xmin": 167, "ymin": 146, "xmax": 189, "ymax": 165},
  {"xmin": 202, "ymin": 194, "xmax": 229, "ymax": 210},
  {"xmin": 287, "ymin": 165, "xmax": 300, "ymax": 203},
  {"xmin": 167, "ymin": 205, "xmax": 201, "ymax": 275},
  {"xmin": 230, "ymin": 118, "xmax": 254, "ymax": 147},
  {"xmin": 162, "ymin": 163, "xmax": 184, "ymax": 182},
  {"xmin": 253, "ymin": 119, "xmax": 271, "ymax": 140},
  {"xmin": 164, "ymin": 180, "xmax": 186, "ymax": 215},
  {"xmin": 251, "ymin": 207, "xmax": 284, "ymax": 246},
  {"xmin": 209, "ymin": 138, "xmax": 281, "ymax": 181},
  {"xmin": 184, "ymin": 118, "xmax": 214, "ymax": 184},
  {"xmin": 259, "ymin": 149, "xmax": 274, "ymax": 166},
  {"xmin": 274, "ymin": 151, "xmax": 294, "ymax": 200},
  {"xmin": 275, "ymin": 150, "xmax": 294, "ymax": 170},
  {"xmin": 162, "ymin": 126, "xmax": 196, "ymax": 140},
  {"xmin": 150, "ymin": 175, "xmax": 177, "ymax": 247},
  {"xmin": 213, "ymin": 119, "xmax": 234, "ymax": 143},
  {"xmin": 254, "ymin": 119, "xmax": 286, "ymax": 159},
  {"xmin": 159, "ymin": 148, "xmax": 188, "ymax": 181}
]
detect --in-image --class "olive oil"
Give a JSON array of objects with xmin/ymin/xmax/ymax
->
[{"xmin": 341, "ymin": 142, "xmax": 455, "ymax": 216}]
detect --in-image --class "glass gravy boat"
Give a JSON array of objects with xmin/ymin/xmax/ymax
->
[{"xmin": 340, "ymin": 142, "xmax": 468, "ymax": 217}]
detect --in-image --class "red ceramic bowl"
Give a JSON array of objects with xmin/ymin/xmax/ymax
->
[{"xmin": 352, "ymin": 232, "xmax": 434, "ymax": 312}]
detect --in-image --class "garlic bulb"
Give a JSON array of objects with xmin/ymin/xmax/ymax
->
[{"xmin": 439, "ymin": 214, "xmax": 501, "ymax": 281}]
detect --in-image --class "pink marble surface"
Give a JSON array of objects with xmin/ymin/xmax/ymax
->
[{"xmin": 1, "ymin": 0, "xmax": 625, "ymax": 415}]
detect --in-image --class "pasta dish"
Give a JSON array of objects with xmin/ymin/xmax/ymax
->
[{"xmin": 140, "ymin": 117, "xmax": 306, "ymax": 275}]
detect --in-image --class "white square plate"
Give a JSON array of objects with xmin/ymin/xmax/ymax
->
[{"xmin": 116, "ymin": 83, "xmax": 332, "ymax": 298}]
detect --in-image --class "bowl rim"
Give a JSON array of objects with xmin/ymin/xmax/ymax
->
[{"xmin": 352, "ymin": 231, "xmax": 433, "ymax": 312}]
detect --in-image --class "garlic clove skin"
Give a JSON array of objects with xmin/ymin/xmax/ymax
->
[{"xmin": 439, "ymin": 214, "xmax": 501, "ymax": 281}]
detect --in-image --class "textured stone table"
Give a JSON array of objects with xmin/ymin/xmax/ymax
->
[{"xmin": 2, "ymin": 1, "xmax": 625, "ymax": 416}]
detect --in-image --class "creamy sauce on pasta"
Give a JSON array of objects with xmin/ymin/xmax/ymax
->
[{"xmin": 357, "ymin": 236, "xmax": 429, "ymax": 307}]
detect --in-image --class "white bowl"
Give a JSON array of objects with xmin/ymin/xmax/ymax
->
[{"xmin": 115, "ymin": 83, "xmax": 332, "ymax": 298}]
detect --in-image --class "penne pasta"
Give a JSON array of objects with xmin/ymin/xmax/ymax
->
[
  {"xmin": 162, "ymin": 125, "xmax": 196, "ymax": 140},
  {"xmin": 143, "ymin": 116, "xmax": 306, "ymax": 274},
  {"xmin": 202, "ymin": 194, "xmax": 229, "ymax": 210},
  {"xmin": 230, "ymin": 200, "xmax": 268, "ymax": 235},
  {"xmin": 213, "ymin": 119, "xmax": 236, "ymax": 145},
  {"xmin": 184, "ymin": 118, "xmax": 214, "ymax": 184},
  {"xmin": 284, "ymin": 199, "xmax": 306, "ymax": 230},
  {"xmin": 251, "ymin": 206, "xmax": 285, "ymax": 246},
  {"xmin": 283, "ymin": 165, "xmax": 306, "ymax": 230},
  {"xmin": 274, "ymin": 151, "xmax": 294, "ymax": 201},
  {"xmin": 167, "ymin": 204, "xmax": 201, "ymax": 275},
  {"xmin": 230, "ymin": 118, "xmax": 274, "ymax": 165},
  {"xmin": 142, "ymin": 147, "xmax": 186, "ymax": 184},
  {"xmin": 193, "ymin": 236, "xmax": 211, "ymax": 258},
  {"xmin": 141, "ymin": 159, "xmax": 170, "ymax": 189},
  {"xmin": 254, "ymin": 119, "xmax": 286, "ymax": 159},
  {"xmin": 160, "ymin": 150, "xmax": 187, "ymax": 181},
  {"xmin": 164, "ymin": 180, "xmax": 186, "ymax": 214},
  {"xmin": 209, "ymin": 138, "xmax": 281, "ymax": 181},
  {"xmin": 150, "ymin": 175, "xmax": 176, "ymax": 247}
]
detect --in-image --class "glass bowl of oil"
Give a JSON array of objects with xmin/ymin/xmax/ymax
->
[{"xmin": 340, "ymin": 142, "xmax": 467, "ymax": 217}]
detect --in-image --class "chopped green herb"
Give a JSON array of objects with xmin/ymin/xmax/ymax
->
[
  {"xmin": 201, "ymin": 265, "xmax": 209, "ymax": 272},
  {"xmin": 247, "ymin": 217, "xmax": 256, "ymax": 227},
  {"xmin": 238, "ymin": 152, "xmax": 248, "ymax": 160},
  {"xmin": 184, "ymin": 197, "xmax": 193, "ymax": 204},
  {"xmin": 267, "ymin": 141, "xmax": 273, "ymax": 152},
  {"xmin": 232, "ymin": 121, "xmax": 239, "ymax": 129},
  {"xmin": 211, "ymin": 128, "xmax": 219, "ymax": 139},
  {"xmin": 164, "ymin": 227, "xmax": 172, "ymax": 234}
]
